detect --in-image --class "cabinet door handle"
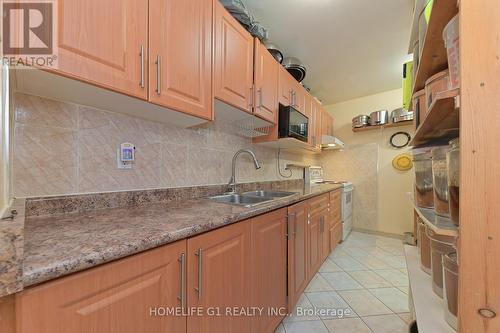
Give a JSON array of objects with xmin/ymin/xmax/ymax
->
[
  {"xmin": 139, "ymin": 45, "xmax": 145, "ymax": 88},
  {"xmin": 249, "ymin": 86, "xmax": 254, "ymax": 108},
  {"xmin": 177, "ymin": 253, "xmax": 186, "ymax": 309},
  {"xmin": 194, "ymin": 248, "xmax": 203, "ymax": 299},
  {"xmin": 155, "ymin": 54, "xmax": 161, "ymax": 95}
]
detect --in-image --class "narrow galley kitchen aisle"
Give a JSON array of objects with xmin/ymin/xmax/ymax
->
[{"xmin": 275, "ymin": 232, "xmax": 411, "ymax": 333}]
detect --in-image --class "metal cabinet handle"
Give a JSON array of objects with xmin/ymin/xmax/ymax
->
[
  {"xmin": 194, "ymin": 248, "xmax": 203, "ymax": 299},
  {"xmin": 249, "ymin": 86, "xmax": 254, "ymax": 108},
  {"xmin": 139, "ymin": 45, "xmax": 145, "ymax": 88},
  {"xmin": 257, "ymin": 88, "xmax": 263, "ymax": 108},
  {"xmin": 177, "ymin": 253, "xmax": 186, "ymax": 308},
  {"xmin": 155, "ymin": 54, "xmax": 161, "ymax": 95}
]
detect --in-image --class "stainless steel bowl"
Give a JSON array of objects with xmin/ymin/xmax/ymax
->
[
  {"xmin": 369, "ymin": 110, "xmax": 389, "ymax": 125},
  {"xmin": 283, "ymin": 57, "xmax": 306, "ymax": 82},
  {"xmin": 352, "ymin": 115, "xmax": 370, "ymax": 128},
  {"xmin": 264, "ymin": 41, "xmax": 283, "ymax": 63},
  {"xmin": 391, "ymin": 108, "xmax": 414, "ymax": 123}
]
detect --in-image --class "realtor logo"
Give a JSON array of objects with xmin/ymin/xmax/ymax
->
[{"xmin": 1, "ymin": 0, "xmax": 57, "ymax": 67}]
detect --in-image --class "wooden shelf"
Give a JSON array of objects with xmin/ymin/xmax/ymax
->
[
  {"xmin": 404, "ymin": 245, "xmax": 457, "ymax": 333},
  {"xmin": 352, "ymin": 120, "xmax": 414, "ymax": 132},
  {"xmin": 412, "ymin": 0, "xmax": 459, "ymax": 94},
  {"xmin": 408, "ymin": 192, "xmax": 458, "ymax": 237},
  {"xmin": 410, "ymin": 89, "xmax": 459, "ymax": 147}
]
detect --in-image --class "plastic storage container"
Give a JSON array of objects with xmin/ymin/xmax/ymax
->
[
  {"xmin": 443, "ymin": 15, "xmax": 460, "ymax": 89},
  {"xmin": 432, "ymin": 146, "xmax": 451, "ymax": 223},
  {"xmin": 420, "ymin": 223, "xmax": 432, "ymax": 274},
  {"xmin": 427, "ymin": 228, "xmax": 456, "ymax": 297},
  {"xmin": 418, "ymin": 0, "xmax": 434, "ymax": 59},
  {"xmin": 447, "ymin": 138, "xmax": 460, "ymax": 226},
  {"xmin": 443, "ymin": 252, "xmax": 459, "ymax": 330},
  {"xmin": 413, "ymin": 149, "xmax": 434, "ymax": 209},
  {"xmin": 425, "ymin": 70, "xmax": 450, "ymax": 108},
  {"xmin": 412, "ymin": 89, "xmax": 426, "ymax": 129}
]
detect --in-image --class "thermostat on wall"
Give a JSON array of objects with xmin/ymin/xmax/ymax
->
[{"xmin": 117, "ymin": 143, "xmax": 135, "ymax": 169}]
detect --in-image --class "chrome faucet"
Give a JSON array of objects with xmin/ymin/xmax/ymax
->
[{"xmin": 228, "ymin": 149, "xmax": 261, "ymax": 193}]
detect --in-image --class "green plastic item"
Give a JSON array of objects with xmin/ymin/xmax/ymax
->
[
  {"xmin": 403, "ymin": 61, "xmax": 414, "ymax": 110},
  {"xmin": 424, "ymin": 0, "xmax": 434, "ymax": 23}
]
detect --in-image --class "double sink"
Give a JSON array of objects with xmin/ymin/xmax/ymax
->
[{"xmin": 209, "ymin": 190, "xmax": 298, "ymax": 207}]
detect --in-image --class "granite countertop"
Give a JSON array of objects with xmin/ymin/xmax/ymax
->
[{"xmin": 23, "ymin": 183, "xmax": 342, "ymax": 287}]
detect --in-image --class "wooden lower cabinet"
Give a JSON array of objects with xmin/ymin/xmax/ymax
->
[
  {"xmin": 15, "ymin": 240, "xmax": 187, "ymax": 333},
  {"xmin": 250, "ymin": 209, "xmax": 287, "ymax": 333},
  {"xmin": 287, "ymin": 201, "xmax": 309, "ymax": 310},
  {"xmin": 329, "ymin": 190, "xmax": 343, "ymax": 252},
  {"xmin": 187, "ymin": 220, "xmax": 252, "ymax": 333}
]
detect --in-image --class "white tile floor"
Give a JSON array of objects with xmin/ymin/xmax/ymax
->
[{"xmin": 274, "ymin": 231, "xmax": 413, "ymax": 333}]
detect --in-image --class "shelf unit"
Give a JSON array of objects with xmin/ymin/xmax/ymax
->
[
  {"xmin": 410, "ymin": 88, "xmax": 459, "ymax": 147},
  {"xmin": 412, "ymin": 0, "xmax": 459, "ymax": 94},
  {"xmin": 404, "ymin": 245, "xmax": 457, "ymax": 333},
  {"xmin": 408, "ymin": 193, "xmax": 458, "ymax": 237},
  {"xmin": 352, "ymin": 120, "xmax": 414, "ymax": 132}
]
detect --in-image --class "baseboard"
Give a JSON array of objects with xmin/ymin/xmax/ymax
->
[{"xmin": 351, "ymin": 227, "xmax": 406, "ymax": 240}]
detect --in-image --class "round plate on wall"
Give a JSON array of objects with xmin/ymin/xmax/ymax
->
[{"xmin": 392, "ymin": 153, "xmax": 413, "ymax": 171}]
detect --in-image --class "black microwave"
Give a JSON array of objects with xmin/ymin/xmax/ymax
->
[{"xmin": 278, "ymin": 105, "xmax": 309, "ymax": 142}]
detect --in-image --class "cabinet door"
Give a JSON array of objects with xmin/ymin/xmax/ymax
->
[
  {"xmin": 55, "ymin": 0, "xmax": 148, "ymax": 99},
  {"xmin": 322, "ymin": 110, "xmax": 333, "ymax": 137},
  {"xmin": 16, "ymin": 241, "xmax": 187, "ymax": 333},
  {"xmin": 214, "ymin": 1, "xmax": 254, "ymax": 113},
  {"xmin": 321, "ymin": 211, "xmax": 332, "ymax": 261},
  {"xmin": 329, "ymin": 190, "xmax": 342, "ymax": 252},
  {"xmin": 251, "ymin": 209, "xmax": 287, "ymax": 333},
  {"xmin": 254, "ymin": 39, "xmax": 278, "ymax": 124},
  {"xmin": 278, "ymin": 67, "xmax": 293, "ymax": 106},
  {"xmin": 287, "ymin": 201, "xmax": 308, "ymax": 310},
  {"xmin": 149, "ymin": 0, "xmax": 213, "ymax": 120},
  {"xmin": 187, "ymin": 220, "xmax": 251, "ymax": 333},
  {"xmin": 307, "ymin": 212, "xmax": 323, "ymax": 279}
]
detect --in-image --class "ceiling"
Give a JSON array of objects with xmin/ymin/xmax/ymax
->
[{"xmin": 244, "ymin": 0, "xmax": 414, "ymax": 105}]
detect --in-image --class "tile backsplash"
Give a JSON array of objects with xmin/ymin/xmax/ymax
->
[{"xmin": 13, "ymin": 93, "xmax": 316, "ymax": 197}]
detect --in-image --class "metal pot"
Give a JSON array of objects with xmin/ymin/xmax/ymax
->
[
  {"xmin": 264, "ymin": 41, "xmax": 283, "ymax": 64},
  {"xmin": 352, "ymin": 115, "xmax": 370, "ymax": 128},
  {"xmin": 369, "ymin": 110, "xmax": 389, "ymax": 125},
  {"xmin": 283, "ymin": 57, "xmax": 306, "ymax": 82},
  {"xmin": 391, "ymin": 108, "xmax": 414, "ymax": 123}
]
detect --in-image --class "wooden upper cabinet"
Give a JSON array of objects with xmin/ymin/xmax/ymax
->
[
  {"xmin": 253, "ymin": 39, "xmax": 279, "ymax": 124},
  {"xmin": 250, "ymin": 209, "xmax": 287, "ymax": 333},
  {"xmin": 214, "ymin": 1, "xmax": 254, "ymax": 113},
  {"xmin": 294, "ymin": 82, "xmax": 306, "ymax": 115},
  {"xmin": 187, "ymin": 220, "xmax": 251, "ymax": 333},
  {"xmin": 278, "ymin": 66, "xmax": 294, "ymax": 107},
  {"xmin": 149, "ymin": 0, "xmax": 213, "ymax": 120},
  {"xmin": 287, "ymin": 201, "xmax": 309, "ymax": 310},
  {"xmin": 55, "ymin": 0, "xmax": 148, "ymax": 99},
  {"xmin": 15, "ymin": 240, "xmax": 187, "ymax": 333},
  {"xmin": 322, "ymin": 110, "xmax": 334, "ymax": 137}
]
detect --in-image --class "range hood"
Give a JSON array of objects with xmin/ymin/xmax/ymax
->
[{"xmin": 321, "ymin": 135, "xmax": 346, "ymax": 150}]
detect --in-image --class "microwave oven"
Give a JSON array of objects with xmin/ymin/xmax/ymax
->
[{"xmin": 278, "ymin": 105, "xmax": 309, "ymax": 142}]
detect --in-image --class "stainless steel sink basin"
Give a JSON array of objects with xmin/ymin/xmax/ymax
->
[
  {"xmin": 209, "ymin": 193, "xmax": 273, "ymax": 207},
  {"xmin": 242, "ymin": 190, "xmax": 297, "ymax": 198},
  {"xmin": 208, "ymin": 190, "xmax": 298, "ymax": 207}
]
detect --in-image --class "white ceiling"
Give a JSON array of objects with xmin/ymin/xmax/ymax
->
[{"xmin": 244, "ymin": 0, "xmax": 414, "ymax": 105}]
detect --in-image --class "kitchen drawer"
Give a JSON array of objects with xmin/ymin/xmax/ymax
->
[
  {"xmin": 330, "ymin": 190, "xmax": 341, "ymax": 205},
  {"xmin": 309, "ymin": 193, "xmax": 329, "ymax": 216}
]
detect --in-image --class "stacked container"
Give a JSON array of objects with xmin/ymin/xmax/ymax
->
[
  {"xmin": 412, "ymin": 89, "xmax": 426, "ymax": 130},
  {"xmin": 425, "ymin": 70, "xmax": 450, "ymax": 108},
  {"xmin": 426, "ymin": 228, "xmax": 456, "ymax": 297},
  {"xmin": 447, "ymin": 138, "xmax": 460, "ymax": 226},
  {"xmin": 443, "ymin": 252, "xmax": 459, "ymax": 330},
  {"xmin": 413, "ymin": 149, "xmax": 434, "ymax": 209},
  {"xmin": 431, "ymin": 146, "xmax": 451, "ymax": 224},
  {"xmin": 419, "ymin": 222, "xmax": 432, "ymax": 274},
  {"xmin": 443, "ymin": 15, "xmax": 460, "ymax": 90}
]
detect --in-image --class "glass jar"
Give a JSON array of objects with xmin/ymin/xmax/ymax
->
[
  {"xmin": 447, "ymin": 138, "xmax": 460, "ymax": 226},
  {"xmin": 413, "ymin": 149, "xmax": 434, "ymax": 208},
  {"xmin": 443, "ymin": 252, "xmax": 459, "ymax": 330},
  {"xmin": 431, "ymin": 146, "xmax": 450, "ymax": 218}
]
